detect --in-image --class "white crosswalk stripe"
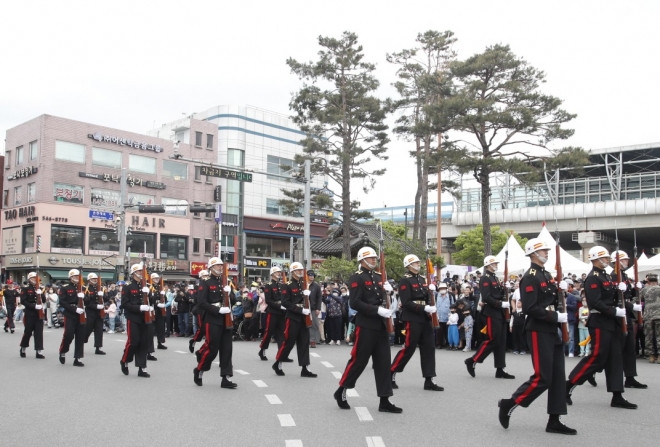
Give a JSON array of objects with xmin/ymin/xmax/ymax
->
[
  {"xmin": 253, "ymin": 380, "xmax": 268, "ymax": 388},
  {"xmin": 235, "ymin": 369, "xmax": 250, "ymax": 375},
  {"xmin": 347, "ymin": 389, "xmax": 359, "ymax": 397},
  {"xmin": 332, "ymin": 371, "xmax": 342, "ymax": 379},
  {"xmin": 321, "ymin": 361, "xmax": 333, "ymax": 368},
  {"xmin": 366, "ymin": 436, "xmax": 385, "ymax": 447},
  {"xmin": 285, "ymin": 440, "xmax": 303, "ymax": 447},
  {"xmin": 355, "ymin": 407, "xmax": 373, "ymax": 422},
  {"xmin": 265, "ymin": 394, "xmax": 282, "ymax": 404},
  {"xmin": 278, "ymin": 414, "xmax": 296, "ymax": 426}
]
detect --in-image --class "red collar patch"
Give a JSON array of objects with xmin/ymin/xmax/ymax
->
[
  {"xmin": 525, "ymin": 286, "xmax": 534, "ymax": 292},
  {"xmin": 400, "ymin": 285, "xmax": 407, "ymax": 290},
  {"xmin": 412, "ymin": 284, "xmax": 419, "ymax": 288},
  {"xmin": 540, "ymin": 282, "xmax": 547, "ymax": 287},
  {"xmin": 351, "ymin": 282, "xmax": 358, "ymax": 288},
  {"xmin": 591, "ymin": 284, "xmax": 598, "ymax": 289},
  {"xmin": 603, "ymin": 281, "xmax": 610, "ymax": 286},
  {"xmin": 365, "ymin": 281, "xmax": 373, "ymax": 286},
  {"xmin": 210, "ymin": 286, "xmax": 217, "ymax": 290},
  {"xmin": 482, "ymin": 281, "xmax": 490, "ymax": 287}
]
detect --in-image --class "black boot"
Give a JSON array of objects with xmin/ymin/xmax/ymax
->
[
  {"xmin": 301, "ymin": 366, "xmax": 317, "ymax": 378},
  {"xmin": 36, "ymin": 351, "xmax": 45, "ymax": 359},
  {"xmin": 465, "ymin": 358, "xmax": 476, "ymax": 377},
  {"xmin": 59, "ymin": 353, "xmax": 65, "ymax": 364},
  {"xmin": 424, "ymin": 377, "xmax": 444, "ymax": 391},
  {"xmin": 20, "ymin": 348, "xmax": 26, "ymax": 358},
  {"xmin": 498, "ymin": 398, "xmax": 517, "ymax": 429},
  {"xmin": 378, "ymin": 397, "xmax": 403, "ymax": 413},
  {"xmin": 157, "ymin": 343, "xmax": 167, "ymax": 350},
  {"xmin": 221, "ymin": 375, "xmax": 238, "ymax": 389},
  {"xmin": 120, "ymin": 361, "xmax": 129, "ymax": 375},
  {"xmin": 138, "ymin": 368, "xmax": 150, "ymax": 378},
  {"xmin": 95, "ymin": 348, "xmax": 106, "ymax": 355},
  {"xmin": 193, "ymin": 368, "xmax": 203, "ymax": 386},
  {"xmin": 565, "ymin": 380, "xmax": 574, "ymax": 405},
  {"xmin": 587, "ymin": 375, "xmax": 597, "ymax": 387},
  {"xmin": 73, "ymin": 359, "xmax": 84, "ymax": 367},
  {"xmin": 147, "ymin": 354, "xmax": 157, "ymax": 361},
  {"xmin": 334, "ymin": 387, "xmax": 350, "ymax": 409},
  {"xmin": 611, "ymin": 392, "xmax": 637, "ymax": 409},
  {"xmin": 258, "ymin": 349, "xmax": 268, "ymax": 361},
  {"xmin": 189, "ymin": 339, "xmax": 195, "ymax": 353},
  {"xmin": 195, "ymin": 350, "xmax": 201, "ymax": 363},
  {"xmin": 281, "ymin": 357, "xmax": 294, "ymax": 362},
  {"xmin": 546, "ymin": 415, "xmax": 577, "ymax": 435},
  {"xmin": 624, "ymin": 377, "xmax": 648, "ymax": 389},
  {"xmin": 496, "ymin": 368, "xmax": 515, "ymax": 379},
  {"xmin": 391, "ymin": 372, "xmax": 399, "ymax": 389},
  {"xmin": 272, "ymin": 361, "xmax": 285, "ymax": 376}
]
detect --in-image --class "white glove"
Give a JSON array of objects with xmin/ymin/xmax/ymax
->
[
  {"xmin": 160, "ymin": 290, "xmax": 166, "ymax": 295},
  {"xmin": 501, "ymin": 301, "xmax": 510, "ymax": 309},
  {"xmin": 424, "ymin": 305, "xmax": 437, "ymax": 314},
  {"xmin": 633, "ymin": 304, "xmax": 642, "ymax": 312},
  {"xmin": 302, "ymin": 308, "xmax": 311, "ymax": 315},
  {"xmin": 303, "ymin": 290, "xmax": 311, "ymax": 296},
  {"xmin": 219, "ymin": 307, "xmax": 231, "ymax": 314},
  {"xmin": 77, "ymin": 293, "xmax": 84, "ymax": 299},
  {"xmin": 36, "ymin": 289, "xmax": 42, "ymax": 295},
  {"xmin": 98, "ymin": 291, "xmax": 104, "ymax": 296},
  {"xmin": 428, "ymin": 284, "xmax": 436, "ymax": 291},
  {"xmin": 157, "ymin": 303, "xmax": 165, "ymax": 308},
  {"xmin": 142, "ymin": 287, "xmax": 150, "ymax": 293},
  {"xmin": 96, "ymin": 304, "xmax": 104, "ymax": 310},
  {"xmin": 35, "ymin": 304, "xmax": 43, "ymax": 310},
  {"xmin": 556, "ymin": 312, "xmax": 568, "ymax": 323},
  {"xmin": 223, "ymin": 286, "xmax": 231, "ymax": 293},
  {"xmin": 559, "ymin": 281, "xmax": 568, "ymax": 291},
  {"xmin": 149, "ymin": 306, "xmax": 154, "ymax": 312},
  {"xmin": 281, "ymin": 305, "xmax": 287, "ymax": 311},
  {"xmin": 615, "ymin": 307, "xmax": 626, "ymax": 318},
  {"xmin": 76, "ymin": 308, "xmax": 85, "ymax": 314},
  {"xmin": 140, "ymin": 305, "xmax": 150, "ymax": 312},
  {"xmin": 383, "ymin": 282, "xmax": 393, "ymax": 293},
  {"xmin": 617, "ymin": 282, "xmax": 627, "ymax": 292},
  {"xmin": 636, "ymin": 282, "xmax": 643, "ymax": 289},
  {"xmin": 377, "ymin": 307, "xmax": 392, "ymax": 318}
]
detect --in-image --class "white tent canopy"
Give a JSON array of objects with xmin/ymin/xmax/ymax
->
[
  {"xmin": 494, "ymin": 234, "xmax": 529, "ymax": 277},
  {"xmin": 536, "ymin": 225, "xmax": 593, "ymax": 277},
  {"xmin": 626, "ymin": 251, "xmax": 660, "ymax": 280}
]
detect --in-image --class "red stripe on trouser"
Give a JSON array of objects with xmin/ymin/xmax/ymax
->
[
  {"xmin": 197, "ymin": 323, "xmax": 212, "ymax": 369},
  {"xmin": 473, "ymin": 317, "xmax": 492, "ymax": 362},
  {"xmin": 515, "ymin": 331, "xmax": 541, "ymax": 404},
  {"xmin": 275, "ymin": 318, "xmax": 291, "ymax": 361},
  {"xmin": 339, "ymin": 326, "xmax": 362, "ymax": 386},
  {"xmin": 260, "ymin": 314, "xmax": 272, "ymax": 349},
  {"xmin": 121, "ymin": 322, "xmax": 132, "ymax": 363},
  {"xmin": 391, "ymin": 322, "xmax": 411, "ymax": 372},
  {"xmin": 59, "ymin": 317, "xmax": 68, "ymax": 353},
  {"xmin": 571, "ymin": 328, "xmax": 601, "ymax": 384}
]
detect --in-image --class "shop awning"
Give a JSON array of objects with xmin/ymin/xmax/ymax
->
[{"xmin": 45, "ymin": 270, "xmax": 115, "ymax": 281}]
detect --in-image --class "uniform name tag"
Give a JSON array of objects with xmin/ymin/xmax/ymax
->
[
  {"xmin": 525, "ymin": 286, "xmax": 534, "ymax": 292},
  {"xmin": 591, "ymin": 284, "xmax": 598, "ymax": 289}
]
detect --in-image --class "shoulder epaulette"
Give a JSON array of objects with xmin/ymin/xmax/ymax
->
[{"xmin": 404, "ymin": 273, "xmax": 413, "ymax": 278}]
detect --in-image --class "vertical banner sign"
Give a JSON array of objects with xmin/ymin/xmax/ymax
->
[{"xmin": 215, "ymin": 204, "xmax": 222, "ymax": 223}]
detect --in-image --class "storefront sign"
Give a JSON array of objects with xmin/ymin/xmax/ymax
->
[
  {"xmin": 2, "ymin": 227, "xmax": 22, "ymax": 255},
  {"xmin": 4, "ymin": 206, "xmax": 36, "ymax": 221},
  {"xmin": 8, "ymin": 166, "xmax": 38, "ymax": 180},
  {"xmin": 244, "ymin": 216, "xmax": 328, "ymax": 238},
  {"xmin": 91, "ymin": 188, "xmax": 121, "ymax": 208},
  {"xmin": 244, "ymin": 257, "xmax": 271, "ymax": 269},
  {"xmin": 79, "ymin": 172, "xmax": 166, "ymax": 190},
  {"xmin": 54, "ymin": 183, "xmax": 84, "ymax": 204},
  {"xmin": 130, "ymin": 215, "xmax": 166, "ymax": 229},
  {"xmin": 88, "ymin": 131, "xmax": 164, "ymax": 153},
  {"xmin": 190, "ymin": 261, "xmax": 206, "ymax": 276},
  {"xmin": 145, "ymin": 259, "xmax": 189, "ymax": 272},
  {"xmin": 41, "ymin": 216, "xmax": 69, "ymax": 223},
  {"xmin": 89, "ymin": 210, "xmax": 115, "ymax": 221},
  {"xmin": 4, "ymin": 254, "xmax": 117, "ymax": 268},
  {"xmin": 219, "ymin": 214, "xmax": 239, "ymax": 236},
  {"xmin": 269, "ymin": 222, "xmax": 304, "ymax": 233}
]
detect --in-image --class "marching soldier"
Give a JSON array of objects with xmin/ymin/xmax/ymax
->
[
  {"xmin": 610, "ymin": 251, "xmax": 647, "ymax": 389},
  {"xmin": 272, "ymin": 262, "xmax": 317, "ymax": 378},
  {"xmin": 259, "ymin": 265, "xmax": 289, "ymax": 361},
  {"xmin": 189, "ymin": 269, "xmax": 210, "ymax": 354},
  {"xmin": 390, "ymin": 254, "xmax": 443, "ymax": 392},
  {"xmin": 3, "ymin": 282, "xmax": 18, "ymax": 334},
  {"xmin": 193, "ymin": 257, "xmax": 237, "ymax": 388},
  {"xmin": 498, "ymin": 239, "xmax": 576, "ymax": 435},
  {"xmin": 465, "ymin": 256, "xmax": 514, "ymax": 379},
  {"xmin": 83, "ymin": 273, "xmax": 106, "ymax": 355},
  {"xmin": 640, "ymin": 274, "xmax": 660, "ymax": 362},
  {"xmin": 150, "ymin": 272, "xmax": 168, "ymax": 351},
  {"xmin": 566, "ymin": 246, "xmax": 637, "ymax": 409},
  {"xmin": 58, "ymin": 269, "xmax": 86, "ymax": 366},
  {"xmin": 120, "ymin": 263, "xmax": 153, "ymax": 378},
  {"xmin": 333, "ymin": 247, "xmax": 402, "ymax": 413},
  {"xmin": 19, "ymin": 272, "xmax": 45, "ymax": 359}
]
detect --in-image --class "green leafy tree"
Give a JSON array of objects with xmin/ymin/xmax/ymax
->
[
  {"xmin": 452, "ymin": 225, "xmax": 528, "ymax": 267},
  {"xmin": 318, "ymin": 256, "xmax": 358, "ymax": 283},
  {"xmin": 445, "ymin": 44, "xmax": 586, "ymax": 255},
  {"xmin": 287, "ymin": 32, "xmax": 389, "ymax": 260}
]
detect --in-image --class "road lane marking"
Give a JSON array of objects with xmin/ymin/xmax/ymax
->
[
  {"xmin": 347, "ymin": 389, "xmax": 359, "ymax": 397},
  {"xmin": 366, "ymin": 437, "xmax": 385, "ymax": 447},
  {"xmin": 310, "ymin": 352, "xmax": 320, "ymax": 357},
  {"xmin": 332, "ymin": 371, "xmax": 342, "ymax": 379},
  {"xmin": 278, "ymin": 414, "xmax": 296, "ymax": 426},
  {"xmin": 321, "ymin": 361, "xmax": 334, "ymax": 368},
  {"xmin": 266, "ymin": 394, "xmax": 282, "ymax": 404},
  {"xmin": 253, "ymin": 380, "xmax": 268, "ymax": 388},
  {"xmin": 285, "ymin": 440, "xmax": 303, "ymax": 447},
  {"xmin": 174, "ymin": 350, "xmax": 187, "ymax": 353},
  {"xmin": 235, "ymin": 369, "xmax": 250, "ymax": 375},
  {"xmin": 355, "ymin": 407, "xmax": 373, "ymax": 421}
]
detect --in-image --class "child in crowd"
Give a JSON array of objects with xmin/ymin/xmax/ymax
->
[
  {"xmin": 578, "ymin": 294, "xmax": 590, "ymax": 357},
  {"xmin": 510, "ymin": 299, "xmax": 526, "ymax": 354},
  {"xmin": 462, "ymin": 309, "xmax": 473, "ymax": 352},
  {"xmin": 106, "ymin": 298, "xmax": 117, "ymax": 333},
  {"xmin": 447, "ymin": 304, "xmax": 459, "ymax": 350}
]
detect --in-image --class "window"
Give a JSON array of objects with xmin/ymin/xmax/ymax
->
[
  {"xmin": 266, "ymin": 198, "xmax": 281, "ymax": 215},
  {"xmin": 91, "ymin": 188, "xmax": 121, "ymax": 208},
  {"xmin": 55, "ymin": 141, "xmax": 85, "ymax": 163},
  {"xmin": 129, "ymin": 154, "xmax": 156, "ymax": 174},
  {"xmin": 54, "ymin": 183, "xmax": 84, "ymax": 204},
  {"xmin": 51, "ymin": 225, "xmax": 84, "ymax": 254},
  {"xmin": 29, "ymin": 141, "xmax": 38, "ymax": 160},
  {"xmin": 27, "ymin": 183, "xmax": 36, "ymax": 203},
  {"xmin": 272, "ymin": 239, "xmax": 290, "ymax": 258},
  {"xmin": 206, "ymin": 134, "xmax": 214, "ymax": 149},
  {"xmin": 194, "ymin": 166, "xmax": 202, "ymax": 182},
  {"xmin": 127, "ymin": 192, "xmax": 155, "ymax": 206},
  {"xmin": 126, "ymin": 233, "xmax": 155, "ymax": 256},
  {"xmin": 162, "ymin": 160, "xmax": 188, "ymax": 180},
  {"xmin": 92, "ymin": 147, "xmax": 122, "ymax": 169},
  {"xmin": 205, "ymin": 207, "xmax": 213, "ymax": 219},
  {"xmin": 246, "ymin": 236, "xmax": 271, "ymax": 257},
  {"xmin": 4, "ymin": 151, "xmax": 10, "ymax": 168},
  {"xmin": 14, "ymin": 186, "xmax": 22, "ymax": 205},
  {"xmin": 3, "ymin": 190, "xmax": 8, "ymax": 207},
  {"xmin": 23, "ymin": 226, "xmax": 34, "ymax": 253},
  {"xmin": 193, "ymin": 201, "xmax": 201, "ymax": 218},
  {"xmin": 204, "ymin": 238, "xmax": 212, "ymax": 255},
  {"xmin": 195, "ymin": 131, "xmax": 202, "ymax": 147},
  {"xmin": 89, "ymin": 228, "xmax": 120, "ymax": 255},
  {"xmin": 15, "ymin": 146, "xmax": 24, "ymax": 165},
  {"xmin": 267, "ymin": 155, "xmax": 295, "ymax": 181},
  {"xmin": 226, "ymin": 149, "xmax": 244, "ymax": 215},
  {"xmin": 193, "ymin": 238, "xmax": 200, "ymax": 253},
  {"xmin": 160, "ymin": 235, "xmax": 187, "ymax": 260},
  {"xmin": 162, "ymin": 197, "xmax": 188, "ymax": 216}
]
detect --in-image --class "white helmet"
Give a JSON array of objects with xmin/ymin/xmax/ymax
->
[
  {"xmin": 611, "ymin": 250, "xmax": 629, "ymax": 261},
  {"xmin": 588, "ymin": 246, "xmax": 610, "ymax": 261},
  {"xmin": 28, "ymin": 272, "xmax": 37, "ymax": 280},
  {"xmin": 270, "ymin": 265, "xmax": 282, "ymax": 275},
  {"xmin": 68, "ymin": 269, "xmax": 80, "ymax": 278},
  {"xmin": 151, "ymin": 272, "xmax": 160, "ymax": 279},
  {"xmin": 289, "ymin": 262, "xmax": 304, "ymax": 272},
  {"xmin": 87, "ymin": 272, "xmax": 98, "ymax": 280},
  {"xmin": 483, "ymin": 255, "xmax": 498, "ymax": 267},
  {"xmin": 403, "ymin": 254, "xmax": 420, "ymax": 268},
  {"xmin": 357, "ymin": 247, "xmax": 378, "ymax": 262},
  {"xmin": 207, "ymin": 257, "xmax": 223, "ymax": 269},
  {"xmin": 130, "ymin": 263, "xmax": 143, "ymax": 275},
  {"xmin": 524, "ymin": 238, "xmax": 551, "ymax": 256},
  {"xmin": 199, "ymin": 270, "xmax": 209, "ymax": 278}
]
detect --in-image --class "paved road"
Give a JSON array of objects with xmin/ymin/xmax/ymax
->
[{"xmin": 1, "ymin": 323, "xmax": 658, "ymax": 446}]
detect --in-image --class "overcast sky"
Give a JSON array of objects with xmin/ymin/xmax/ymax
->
[{"xmin": 2, "ymin": 0, "xmax": 659, "ymax": 209}]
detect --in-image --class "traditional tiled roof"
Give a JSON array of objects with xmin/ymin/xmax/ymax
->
[{"xmin": 310, "ymin": 221, "xmax": 416, "ymax": 257}]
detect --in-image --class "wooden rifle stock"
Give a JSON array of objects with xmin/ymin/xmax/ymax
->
[
  {"xmin": 379, "ymin": 249, "xmax": 394, "ymax": 335},
  {"xmin": 223, "ymin": 262, "xmax": 232, "ymax": 327},
  {"xmin": 159, "ymin": 276, "xmax": 166, "ymax": 316},
  {"xmin": 142, "ymin": 263, "xmax": 154, "ymax": 323},
  {"xmin": 78, "ymin": 267, "xmax": 87, "ymax": 324},
  {"xmin": 614, "ymin": 259, "xmax": 628, "ymax": 335},
  {"xmin": 555, "ymin": 240, "xmax": 570, "ymax": 343},
  {"xmin": 425, "ymin": 258, "xmax": 440, "ymax": 329},
  {"xmin": 97, "ymin": 271, "xmax": 106, "ymax": 318},
  {"xmin": 35, "ymin": 270, "xmax": 45, "ymax": 320},
  {"xmin": 302, "ymin": 269, "xmax": 312, "ymax": 328}
]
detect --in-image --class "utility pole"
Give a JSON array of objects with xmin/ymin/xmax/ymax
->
[
  {"xmin": 303, "ymin": 159, "xmax": 311, "ymax": 271},
  {"xmin": 436, "ymin": 133, "xmax": 442, "ymax": 269},
  {"xmin": 117, "ymin": 168, "xmax": 128, "ymax": 281}
]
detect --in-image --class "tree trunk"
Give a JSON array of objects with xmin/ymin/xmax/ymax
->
[
  {"xmin": 413, "ymin": 137, "xmax": 422, "ymax": 243},
  {"xmin": 419, "ymin": 135, "xmax": 430, "ymax": 247},
  {"xmin": 481, "ymin": 170, "xmax": 492, "ymax": 256},
  {"xmin": 342, "ymin": 150, "xmax": 352, "ymax": 261}
]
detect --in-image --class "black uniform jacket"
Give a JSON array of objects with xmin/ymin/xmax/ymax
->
[
  {"xmin": 480, "ymin": 270, "xmax": 506, "ymax": 320},
  {"xmin": 84, "ymin": 283, "xmax": 102, "ymax": 313},
  {"xmin": 584, "ymin": 266, "xmax": 621, "ymax": 332},
  {"xmin": 122, "ymin": 279, "xmax": 150, "ymax": 324},
  {"xmin": 60, "ymin": 281, "xmax": 82, "ymax": 319},
  {"xmin": 398, "ymin": 272, "xmax": 430, "ymax": 323},
  {"xmin": 349, "ymin": 268, "xmax": 386, "ymax": 331},
  {"xmin": 20, "ymin": 283, "xmax": 41, "ymax": 316},
  {"xmin": 282, "ymin": 277, "xmax": 305, "ymax": 323},
  {"xmin": 264, "ymin": 279, "xmax": 285, "ymax": 315},
  {"xmin": 519, "ymin": 262, "xmax": 559, "ymax": 333},
  {"xmin": 197, "ymin": 275, "xmax": 228, "ymax": 327},
  {"xmin": 3, "ymin": 288, "xmax": 18, "ymax": 307}
]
